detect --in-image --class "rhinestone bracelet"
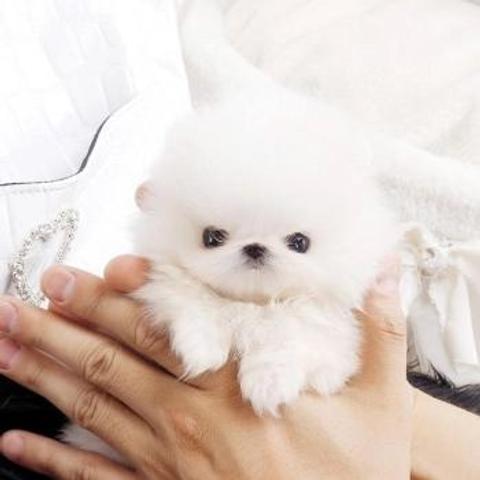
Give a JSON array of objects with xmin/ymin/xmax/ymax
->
[{"xmin": 9, "ymin": 208, "xmax": 80, "ymax": 306}]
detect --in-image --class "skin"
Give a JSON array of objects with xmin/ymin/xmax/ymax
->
[
  {"xmin": 0, "ymin": 256, "xmax": 476, "ymax": 479},
  {"xmin": 412, "ymin": 390, "xmax": 480, "ymax": 480}
]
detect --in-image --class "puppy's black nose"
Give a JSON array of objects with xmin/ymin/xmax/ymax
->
[{"xmin": 243, "ymin": 243, "xmax": 267, "ymax": 260}]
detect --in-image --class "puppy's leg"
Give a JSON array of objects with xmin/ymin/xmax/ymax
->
[
  {"xmin": 234, "ymin": 304, "xmax": 309, "ymax": 416},
  {"xmin": 238, "ymin": 347, "xmax": 307, "ymax": 416},
  {"xmin": 305, "ymin": 308, "xmax": 360, "ymax": 396},
  {"xmin": 135, "ymin": 265, "xmax": 232, "ymax": 377},
  {"xmin": 236, "ymin": 302, "xmax": 360, "ymax": 415}
]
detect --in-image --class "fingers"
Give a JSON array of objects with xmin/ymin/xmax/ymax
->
[
  {"xmin": 0, "ymin": 298, "xmax": 186, "ymax": 421},
  {"xmin": 46, "ymin": 255, "xmax": 147, "ymax": 320},
  {"xmin": 353, "ymin": 256, "xmax": 407, "ymax": 389},
  {"xmin": 104, "ymin": 255, "xmax": 150, "ymax": 293},
  {"xmin": 40, "ymin": 265, "xmax": 184, "ymax": 378},
  {"xmin": 105, "ymin": 256, "xmax": 239, "ymax": 391},
  {"xmin": 0, "ymin": 338, "xmax": 154, "ymax": 461},
  {"xmin": 1, "ymin": 431, "xmax": 137, "ymax": 480}
]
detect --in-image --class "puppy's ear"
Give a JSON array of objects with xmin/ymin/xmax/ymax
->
[{"xmin": 135, "ymin": 182, "xmax": 154, "ymax": 211}]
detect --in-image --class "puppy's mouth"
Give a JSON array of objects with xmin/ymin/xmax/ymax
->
[
  {"xmin": 207, "ymin": 262, "xmax": 275, "ymax": 305},
  {"xmin": 243, "ymin": 258, "xmax": 268, "ymax": 270}
]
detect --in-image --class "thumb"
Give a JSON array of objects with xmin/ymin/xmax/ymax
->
[
  {"xmin": 104, "ymin": 255, "xmax": 150, "ymax": 293},
  {"xmin": 354, "ymin": 256, "xmax": 407, "ymax": 390}
]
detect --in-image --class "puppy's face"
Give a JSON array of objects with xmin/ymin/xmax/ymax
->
[
  {"xmin": 179, "ymin": 214, "xmax": 320, "ymax": 303},
  {"xmin": 137, "ymin": 95, "xmax": 394, "ymax": 305},
  {"xmin": 139, "ymin": 189, "xmax": 329, "ymax": 303}
]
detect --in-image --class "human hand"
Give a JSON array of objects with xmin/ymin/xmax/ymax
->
[{"xmin": 0, "ymin": 256, "xmax": 412, "ymax": 479}]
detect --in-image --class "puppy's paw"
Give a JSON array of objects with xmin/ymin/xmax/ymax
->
[
  {"xmin": 239, "ymin": 360, "xmax": 306, "ymax": 416},
  {"xmin": 178, "ymin": 340, "xmax": 229, "ymax": 378},
  {"xmin": 170, "ymin": 318, "xmax": 230, "ymax": 378},
  {"xmin": 309, "ymin": 370, "xmax": 348, "ymax": 396},
  {"xmin": 309, "ymin": 359, "xmax": 358, "ymax": 396}
]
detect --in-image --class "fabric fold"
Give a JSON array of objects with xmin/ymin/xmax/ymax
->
[{"xmin": 401, "ymin": 225, "xmax": 480, "ymax": 385}]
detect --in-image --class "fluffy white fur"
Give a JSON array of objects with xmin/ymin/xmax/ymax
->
[
  {"xmin": 63, "ymin": 0, "xmax": 395, "ymax": 460},
  {"xmin": 133, "ymin": 89, "xmax": 395, "ymax": 415}
]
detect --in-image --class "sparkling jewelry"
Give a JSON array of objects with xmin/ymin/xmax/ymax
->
[{"xmin": 9, "ymin": 208, "xmax": 80, "ymax": 306}]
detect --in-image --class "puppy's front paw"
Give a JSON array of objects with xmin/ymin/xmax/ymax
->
[
  {"xmin": 239, "ymin": 359, "xmax": 306, "ymax": 416},
  {"xmin": 170, "ymin": 317, "xmax": 230, "ymax": 378},
  {"xmin": 309, "ymin": 370, "xmax": 348, "ymax": 396},
  {"xmin": 309, "ymin": 358, "xmax": 359, "ymax": 396}
]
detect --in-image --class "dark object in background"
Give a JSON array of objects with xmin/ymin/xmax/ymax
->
[
  {"xmin": 0, "ymin": 377, "xmax": 66, "ymax": 480},
  {"xmin": 408, "ymin": 370, "xmax": 480, "ymax": 416}
]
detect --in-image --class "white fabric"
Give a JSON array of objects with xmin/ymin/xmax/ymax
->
[
  {"xmin": 0, "ymin": 0, "xmax": 187, "ymax": 184},
  {"xmin": 1, "ymin": 88, "xmax": 189, "ymax": 296},
  {"xmin": 226, "ymin": 0, "xmax": 480, "ymax": 165},
  {"xmin": 225, "ymin": 0, "xmax": 480, "ymax": 385},
  {"xmin": 0, "ymin": 0, "xmax": 190, "ymax": 295},
  {"xmin": 401, "ymin": 226, "xmax": 480, "ymax": 385}
]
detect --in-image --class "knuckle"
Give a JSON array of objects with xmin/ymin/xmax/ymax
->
[
  {"xmin": 72, "ymin": 387, "xmax": 106, "ymax": 430},
  {"xmin": 376, "ymin": 304, "xmax": 406, "ymax": 338},
  {"xmin": 79, "ymin": 343, "xmax": 118, "ymax": 387},
  {"xmin": 23, "ymin": 361, "xmax": 46, "ymax": 390},
  {"xmin": 168, "ymin": 409, "xmax": 205, "ymax": 452},
  {"xmin": 134, "ymin": 312, "xmax": 169, "ymax": 355},
  {"xmin": 377, "ymin": 316, "xmax": 406, "ymax": 342},
  {"xmin": 36, "ymin": 451, "xmax": 59, "ymax": 479},
  {"xmin": 381, "ymin": 330, "xmax": 406, "ymax": 347},
  {"xmin": 79, "ymin": 282, "xmax": 106, "ymax": 319},
  {"xmin": 69, "ymin": 463, "xmax": 98, "ymax": 480},
  {"xmin": 138, "ymin": 450, "xmax": 168, "ymax": 478},
  {"xmin": 364, "ymin": 298, "xmax": 406, "ymax": 340}
]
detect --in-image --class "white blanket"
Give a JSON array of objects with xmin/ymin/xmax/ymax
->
[{"xmin": 224, "ymin": 0, "xmax": 480, "ymax": 385}]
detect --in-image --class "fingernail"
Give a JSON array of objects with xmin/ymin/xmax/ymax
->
[
  {"xmin": 2, "ymin": 432, "xmax": 24, "ymax": 460},
  {"xmin": 43, "ymin": 267, "xmax": 75, "ymax": 303},
  {"xmin": 0, "ymin": 338, "xmax": 20, "ymax": 369},
  {"xmin": 0, "ymin": 301, "xmax": 17, "ymax": 333}
]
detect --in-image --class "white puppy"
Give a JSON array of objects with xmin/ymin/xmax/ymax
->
[
  {"xmin": 63, "ymin": 0, "xmax": 396, "ymax": 460},
  {"xmin": 134, "ymin": 89, "xmax": 395, "ymax": 416}
]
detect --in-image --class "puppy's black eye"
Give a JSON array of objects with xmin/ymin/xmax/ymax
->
[
  {"xmin": 203, "ymin": 227, "xmax": 228, "ymax": 248},
  {"xmin": 286, "ymin": 232, "xmax": 310, "ymax": 253}
]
